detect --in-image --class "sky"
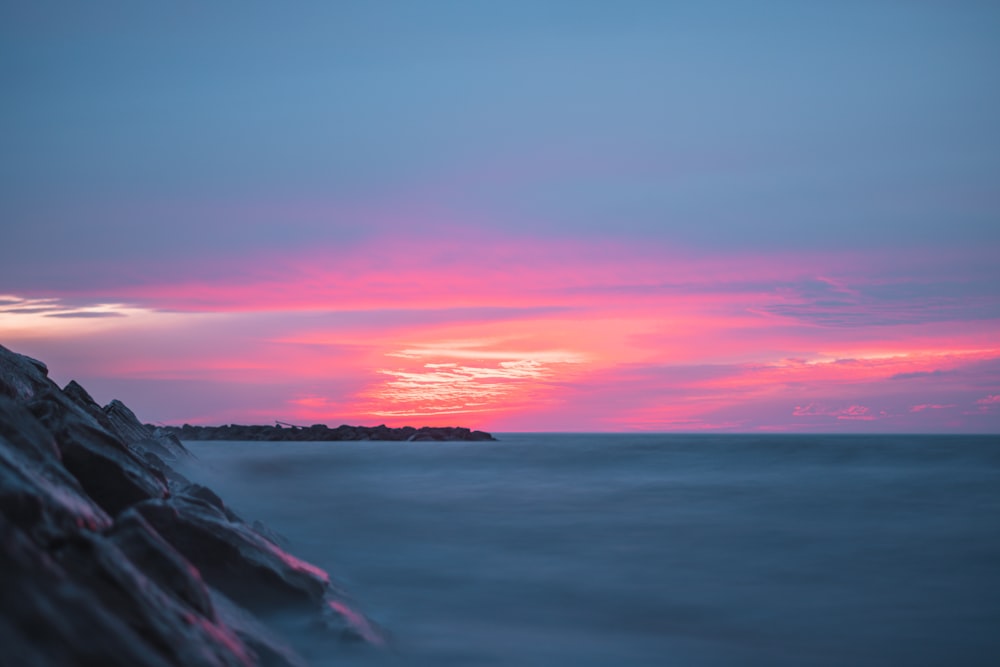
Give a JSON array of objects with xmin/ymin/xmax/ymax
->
[{"xmin": 1, "ymin": 1, "xmax": 999, "ymax": 432}]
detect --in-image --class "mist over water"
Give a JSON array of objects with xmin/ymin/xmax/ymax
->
[{"xmin": 184, "ymin": 434, "xmax": 1000, "ymax": 666}]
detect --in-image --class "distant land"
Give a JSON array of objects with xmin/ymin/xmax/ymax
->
[{"xmin": 153, "ymin": 422, "xmax": 497, "ymax": 442}]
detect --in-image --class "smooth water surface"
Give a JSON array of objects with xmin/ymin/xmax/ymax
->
[{"xmin": 184, "ymin": 434, "xmax": 1000, "ymax": 666}]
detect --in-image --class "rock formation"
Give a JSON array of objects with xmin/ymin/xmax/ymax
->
[
  {"xmin": 0, "ymin": 344, "xmax": 383, "ymax": 666},
  {"xmin": 157, "ymin": 422, "xmax": 497, "ymax": 442}
]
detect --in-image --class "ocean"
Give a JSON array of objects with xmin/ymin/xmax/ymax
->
[{"xmin": 183, "ymin": 434, "xmax": 1000, "ymax": 667}]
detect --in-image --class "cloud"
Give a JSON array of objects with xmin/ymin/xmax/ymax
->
[
  {"xmin": 44, "ymin": 311, "xmax": 127, "ymax": 319},
  {"xmin": 792, "ymin": 403, "xmax": 876, "ymax": 421},
  {"xmin": 966, "ymin": 394, "xmax": 1000, "ymax": 415},
  {"xmin": 891, "ymin": 370, "xmax": 949, "ymax": 381},
  {"xmin": 3, "ymin": 235, "xmax": 999, "ymax": 432},
  {"xmin": 0, "ymin": 295, "xmax": 134, "ymax": 319},
  {"xmin": 762, "ymin": 275, "xmax": 1000, "ymax": 328},
  {"xmin": 364, "ymin": 341, "xmax": 583, "ymax": 418},
  {"xmin": 909, "ymin": 404, "xmax": 956, "ymax": 413}
]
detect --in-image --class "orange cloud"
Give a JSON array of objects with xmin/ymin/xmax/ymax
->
[{"xmin": 2, "ymin": 235, "xmax": 998, "ymax": 432}]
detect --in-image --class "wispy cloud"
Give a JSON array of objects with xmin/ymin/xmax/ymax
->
[
  {"xmin": 793, "ymin": 403, "xmax": 878, "ymax": 421},
  {"xmin": 0, "ymin": 295, "xmax": 135, "ymax": 320},
  {"xmin": 2, "ymin": 235, "xmax": 998, "ymax": 431},
  {"xmin": 45, "ymin": 311, "xmax": 127, "ymax": 319},
  {"xmin": 891, "ymin": 370, "xmax": 949, "ymax": 381},
  {"xmin": 363, "ymin": 339, "xmax": 585, "ymax": 418},
  {"xmin": 910, "ymin": 404, "xmax": 956, "ymax": 413}
]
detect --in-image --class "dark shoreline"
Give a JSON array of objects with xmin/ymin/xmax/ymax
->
[
  {"xmin": 0, "ymin": 343, "xmax": 386, "ymax": 666},
  {"xmin": 155, "ymin": 423, "xmax": 497, "ymax": 442}
]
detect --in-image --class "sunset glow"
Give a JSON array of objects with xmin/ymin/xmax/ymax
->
[
  {"xmin": 2, "ymin": 234, "xmax": 997, "ymax": 431},
  {"xmin": 2, "ymin": 3, "xmax": 998, "ymax": 432}
]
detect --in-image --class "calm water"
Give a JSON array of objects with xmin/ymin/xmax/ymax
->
[{"xmin": 184, "ymin": 434, "xmax": 1000, "ymax": 667}]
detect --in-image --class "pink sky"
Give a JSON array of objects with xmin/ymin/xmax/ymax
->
[
  {"xmin": 2, "ymin": 233, "xmax": 997, "ymax": 432},
  {"xmin": 2, "ymin": 4, "xmax": 998, "ymax": 432}
]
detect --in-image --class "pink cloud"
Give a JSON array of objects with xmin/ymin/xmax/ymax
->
[
  {"xmin": 792, "ymin": 403, "xmax": 825, "ymax": 417},
  {"xmin": 910, "ymin": 404, "xmax": 956, "ymax": 413},
  {"xmin": 3, "ymin": 232, "xmax": 999, "ymax": 432},
  {"xmin": 792, "ymin": 403, "xmax": 876, "ymax": 420},
  {"xmin": 964, "ymin": 394, "xmax": 1000, "ymax": 416}
]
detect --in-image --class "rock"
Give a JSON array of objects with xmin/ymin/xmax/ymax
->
[
  {"xmin": 0, "ymin": 343, "xmax": 385, "ymax": 665},
  {"xmin": 154, "ymin": 422, "xmax": 498, "ymax": 441},
  {"xmin": 209, "ymin": 590, "xmax": 310, "ymax": 667},
  {"xmin": 0, "ymin": 398, "xmax": 111, "ymax": 542},
  {"xmin": 107, "ymin": 509, "xmax": 218, "ymax": 621},
  {"xmin": 104, "ymin": 398, "xmax": 156, "ymax": 444},
  {"xmin": 151, "ymin": 427, "xmax": 194, "ymax": 458},
  {"xmin": 0, "ymin": 344, "xmax": 51, "ymax": 402},
  {"xmin": 105, "ymin": 398, "xmax": 193, "ymax": 462},
  {"xmin": 177, "ymin": 482, "xmax": 243, "ymax": 522},
  {"xmin": 64, "ymin": 378, "xmax": 120, "ymax": 431},
  {"xmin": 133, "ymin": 496, "xmax": 329, "ymax": 611},
  {"xmin": 143, "ymin": 450, "xmax": 194, "ymax": 487},
  {"xmin": 29, "ymin": 388, "xmax": 169, "ymax": 516},
  {"xmin": 0, "ymin": 394, "xmax": 63, "ymax": 463},
  {"xmin": 0, "ymin": 515, "xmax": 174, "ymax": 667},
  {"xmin": 51, "ymin": 529, "xmax": 255, "ymax": 667},
  {"xmin": 63, "ymin": 379, "xmax": 192, "ymax": 464}
]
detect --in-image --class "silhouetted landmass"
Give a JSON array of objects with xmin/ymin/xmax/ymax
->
[
  {"xmin": 0, "ymin": 343, "xmax": 383, "ymax": 667},
  {"xmin": 154, "ymin": 423, "xmax": 497, "ymax": 442}
]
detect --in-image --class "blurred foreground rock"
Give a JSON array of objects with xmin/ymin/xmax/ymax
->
[{"xmin": 0, "ymin": 344, "xmax": 384, "ymax": 667}]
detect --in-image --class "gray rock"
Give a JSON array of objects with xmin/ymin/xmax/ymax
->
[
  {"xmin": 0, "ymin": 343, "xmax": 385, "ymax": 665},
  {"xmin": 0, "ymin": 399, "xmax": 111, "ymax": 542},
  {"xmin": 105, "ymin": 398, "xmax": 193, "ymax": 462},
  {"xmin": 51, "ymin": 529, "xmax": 255, "ymax": 667},
  {"xmin": 209, "ymin": 590, "xmax": 310, "ymax": 667},
  {"xmin": 0, "ymin": 344, "xmax": 51, "ymax": 402},
  {"xmin": 133, "ymin": 496, "xmax": 329, "ymax": 611},
  {"xmin": 64, "ymin": 378, "xmax": 120, "ymax": 434},
  {"xmin": 104, "ymin": 398, "xmax": 155, "ymax": 444},
  {"xmin": 108, "ymin": 509, "xmax": 218, "ymax": 621},
  {"xmin": 29, "ymin": 389, "xmax": 169, "ymax": 516},
  {"xmin": 0, "ymin": 515, "xmax": 174, "ymax": 667}
]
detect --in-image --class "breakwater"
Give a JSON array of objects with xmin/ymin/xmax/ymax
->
[{"xmin": 156, "ymin": 423, "xmax": 496, "ymax": 442}]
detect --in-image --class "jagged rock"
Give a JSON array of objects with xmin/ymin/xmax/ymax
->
[
  {"xmin": 151, "ymin": 428, "xmax": 194, "ymax": 458},
  {"xmin": 133, "ymin": 496, "xmax": 329, "ymax": 611},
  {"xmin": 104, "ymin": 398, "xmax": 156, "ymax": 444},
  {"xmin": 131, "ymin": 495, "xmax": 387, "ymax": 644},
  {"xmin": 0, "ymin": 398, "xmax": 111, "ymax": 542},
  {"xmin": 0, "ymin": 345, "xmax": 51, "ymax": 402},
  {"xmin": 143, "ymin": 449, "xmax": 194, "ymax": 488},
  {"xmin": 0, "ymin": 343, "xmax": 385, "ymax": 665},
  {"xmin": 29, "ymin": 388, "xmax": 169, "ymax": 516},
  {"xmin": 105, "ymin": 398, "xmax": 193, "ymax": 462},
  {"xmin": 0, "ymin": 394, "xmax": 63, "ymax": 463},
  {"xmin": 63, "ymin": 379, "xmax": 192, "ymax": 464},
  {"xmin": 51, "ymin": 529, "xmax": 255, "ymax": 667},
  {"xmin": 107, "ymin": 509, "xmax": 218, "ymax": 621},
  {"xmin": 177, "ymin": 482, "xmax": 243, "ymax": 522},
  {"xmin": 0, "ymin": 515, "xmax": 174, "ymax": 667},
  {"xmin": 209, "ymin": 590, "xmax": 310, "ymax": 667},
  {"xmin": 64, "ymin": 378, "xmax": 121, "ymax": 433}
]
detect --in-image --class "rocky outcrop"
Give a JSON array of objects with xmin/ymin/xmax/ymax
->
[
  {"xmin": 157, "ymin": 422, "xmax": 497, "ymax": 442},
  {"xmin": 0, "ymin": 344, "xmax": 383, "ymax": 666}
]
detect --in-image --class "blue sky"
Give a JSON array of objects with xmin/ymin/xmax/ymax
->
[{"xmin": 2, "ymin": 2, "xmax": 998, "ymax": 430}]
